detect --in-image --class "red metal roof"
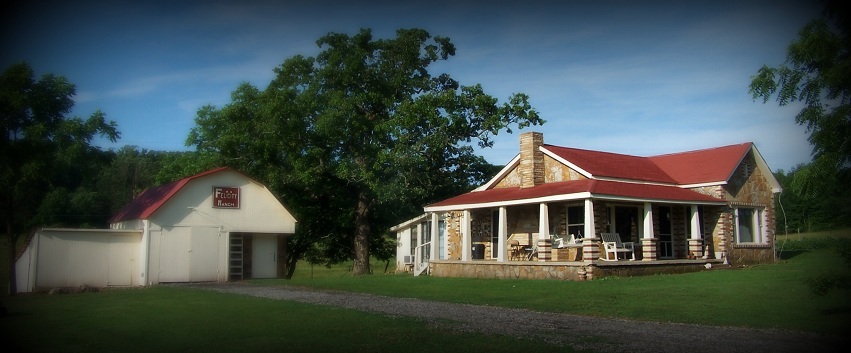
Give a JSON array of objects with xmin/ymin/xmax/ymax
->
[
  {"xmin": 109, "ymin": 167, "xmax": 232, "ymax": 223},
  {"xmin": 427, "ymin": 179, "xmax": 725, "ymax": 209},
  {"xmin": 543, "ymin": 145, "xmax": 677, "ymax": 183},
  {"xmin": 426, "ymin": 142, "xmax": 755, "ymax": 210},
  {"xmin": 648, "ymin": 142, "xmax": 752, "ymax": 185}
]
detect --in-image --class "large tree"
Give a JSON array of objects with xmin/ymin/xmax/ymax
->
[
  {"xmin": 0, "ymin": 62, "xmax": 119, "ymax": 294},
  {"xmin": 749, "ymin": 1, "xmax": 850, "ymax": 197},
  {"xmin": 188, "ymin": 28, "xmax": 543, "ymax": 276}
]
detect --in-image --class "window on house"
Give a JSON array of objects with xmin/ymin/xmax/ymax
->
[
  {"xmin": 410, "ymin": 226, "xmax": 417, "ymax": 258},
  {"xmin": 421, "ymin": 221, "xmax": 431, "ymax": 260},
  {"xmin": 566, "ymin": 205, "xmax": 584, "ymax": 239},
  {"xmin": 736, "ymin": 207, "xmax": 763, "ymax": 243}
]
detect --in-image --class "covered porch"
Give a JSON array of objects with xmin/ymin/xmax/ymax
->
[{"xmin": 415, "ymin": 186, "xmax": 729, "ymax": 280}]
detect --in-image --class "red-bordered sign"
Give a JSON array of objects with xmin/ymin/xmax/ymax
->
[{"xmin": 212, "ymin": 186, "xmax": 240, "ymax": 209}]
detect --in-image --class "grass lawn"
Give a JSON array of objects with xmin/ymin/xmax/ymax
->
[
  {"xmin": 1, "ymin": 229, "xmax": 849, "ymax": 352},
  {"xmin": 277, "ymin": 229, "xmax": 851, "ymax": 335},
  {"xmin": 1, "ymin": 287, "xmax": 571, "ymax": 353}
]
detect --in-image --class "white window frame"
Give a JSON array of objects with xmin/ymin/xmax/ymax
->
[
  {"xmin": 566, "ymin": 204, "xmax": 585, "ymax": 239},
  {"xmin": 735, "ymin": 207, "xmax": 765, "ymax": 244}
]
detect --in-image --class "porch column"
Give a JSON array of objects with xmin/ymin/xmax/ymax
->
[
  {"xmin": 497, "ymin": 206, "xmax": 508, "ymax": 262},
  {"xmin": 461, "ymin": 210, "xmax": 471, "ymax": 261},
  {"xmin": 582, "ymin": 199, "xmax": 600, "ymax": 262},
  {"xmin": 538, "ymin": 203, "xmax": 551, "ymax": 261},
  {"xmin": 416, "ymin": 222, "xmax": 423, "ymax": 264},
  {"xmin": 642, "ymin": 202, "xmax": 658, "ymax": 261},
  {"xmin": 688, "ymin": 205, "xmax": 704, "ymax": 259},
  {"xmin": 430, "ymin": 212, "xmax": 438, "ymax": 261}
]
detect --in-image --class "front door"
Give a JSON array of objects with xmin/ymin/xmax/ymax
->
[
  {"xmin": 658, "ymin": 207, "xmax": 673, "ymax": 258},
  {"xmin": 252, "ymin": 234, "xmax": 277, "ymax": 278}
]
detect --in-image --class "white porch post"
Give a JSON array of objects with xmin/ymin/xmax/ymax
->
[
  {"xmin": 689, "ymin": 205, "xmax": 704, "ymax": 258},
  {"xmin": 462, "ymin": 210, "xmax": 471, "ymax": 261},
  {"xmin": 584, "ymin": 199, "xmax": 595, "ymax": 239},
  {"xmin": 416, "ymin": 221, "xmax": 423, "ymax": 264},
  {"xmin": 642, "ymin": 202, "xmax": 658, "ymax": 261},
  {"xmin": 539, "ymin": 203, "xmax": 549, "ymax": 238},
  {"xmin": 690, "ymin": 205, "xmax": 701, "ymax": 240},
  {"xmin": 430, "ymin": 212, "xmax": 438, "ymax": 261},
  {"xmin": 581, "ymin": 199, "xmax": 599, "ymax": 262},
  {"xmin": 643, "ymin": 202, "xmax": 654, "ymax": 239},
  {"xmin": 538, "ymin": 203, "xmax": 551, "ymax": 261},
  {"xmin": 497, "ymin": 206, "xmax": 508, "ymax": 262}
]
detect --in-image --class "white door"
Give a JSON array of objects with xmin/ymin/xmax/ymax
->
[
  {"xmin": 252, "ymin": 234, "xmax": 277, "ymax": 278},
  {"xmin": 159, "ymin": 227, "xmax": 220, "ymax": 282},
  {"xmin": 159, "ymin": 227, "xmax": 192, "ymax": 282},
  {"xmin": 190, "ymin": 227, "xmax": 220, "ymax": 282}
]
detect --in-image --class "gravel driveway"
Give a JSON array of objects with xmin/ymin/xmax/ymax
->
[{"xmin": 174, "ymin": 282, "xmax": 844, "ymax": 353}]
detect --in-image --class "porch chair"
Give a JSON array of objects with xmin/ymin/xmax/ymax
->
[
  {"xmin": 599, "ymin": 232, "xmax": 635, "ymax": 261},
  {"xmin": 509, "ymin": 239, "xmax": 523, "ymax": 260},
  {"xmin": 554, "ymin": 234, "xmax": 578, "ymax": 249}
]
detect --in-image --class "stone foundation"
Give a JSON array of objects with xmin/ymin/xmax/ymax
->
[{"xmin": 429, "ymin": 259, "xmax": 725, "ymax": 281}]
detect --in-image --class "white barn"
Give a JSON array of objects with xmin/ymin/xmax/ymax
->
[{"xmin": 15, "ymin": 167, "xmax": 297, "ymax": 292}]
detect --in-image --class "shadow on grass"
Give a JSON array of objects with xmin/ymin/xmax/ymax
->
[
  {"xmin": 821, "ymin": 306, "xmax": 851, "ymax": 316},
  {"xmin": 777, "ymin": 250, "xmax": 808, "ymax": 260}
]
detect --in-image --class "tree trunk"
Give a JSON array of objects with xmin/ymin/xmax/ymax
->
[{"xmin": 351, "ymin": 190, "xmax": 371, "ymax": 276}]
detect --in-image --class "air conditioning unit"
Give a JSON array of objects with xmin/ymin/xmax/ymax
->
[{"xmin": 403, "ymin": 255, "xmax": 413, "ymax": 264}]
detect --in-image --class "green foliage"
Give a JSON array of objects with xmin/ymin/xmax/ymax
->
[
  {"xmin": 774, "ymin": 166, "xmax": 851, "ymax": 233},
  {"xmin": 186, "ymin": 28, "xmax": 543, "ymax": 276},
  {"xmin": 0, "ymin": 62, "xmax": 121, "ymax": 293},
  {"xmin": 751, "ymin": 1, "xmax": 851, "ymax": 196}
]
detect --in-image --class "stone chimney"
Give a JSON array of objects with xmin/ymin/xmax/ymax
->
[{"xmin": 519, "ymin": 132, "xmax": 544, "ymax": 188}]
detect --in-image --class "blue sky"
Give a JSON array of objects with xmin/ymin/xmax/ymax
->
[{"xmin": 2, "ymin": 0, "xmax": 823, "ymax": 172}]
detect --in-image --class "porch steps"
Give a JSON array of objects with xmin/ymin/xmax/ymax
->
[{"xmin": 413, "ymin": 262, "xmax": 429, "ymax": 276}]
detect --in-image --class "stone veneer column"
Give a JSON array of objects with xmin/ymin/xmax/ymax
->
[
  {"xmin": 642, "ymin": 238, "xmax": 658, "ymax": 261},
  {"xmin": 688, "ymin": 239, "xmax": 704, "ymax": 259},
  {"xmin": 582, "ymin": 236, "xmax": 600, "ymax": 261},
  {"xmin": 518, "ymin": 132, "xmax": 544, "ymax": 189}
]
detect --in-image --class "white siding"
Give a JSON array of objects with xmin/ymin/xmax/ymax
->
[
  {"xmin": 157, "ymin": 226, "xmax": 192, "ymax": 282},
  {"xmin": 148, "ymin": 170, "xmax": 296, "ymax": 234},
  {"xmin": 17, "ymin": 229, "xmax": 142, "ymax": 291}
]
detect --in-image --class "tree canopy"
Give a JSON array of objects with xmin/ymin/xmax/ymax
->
[
  {"xmin": 750, "ymin": 1, "xmax": 850, "ymax": 196},
  {"xmin": 0, "ymin": 62, "xmax": 120, "ymax": 294},
  {"xmin": 187, "ymin": 28, "xmax": 543, "ymax": 275}
]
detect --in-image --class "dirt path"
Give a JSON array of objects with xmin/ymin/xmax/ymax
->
[{"xmin": 176, "ymin": 282, "xmax": 844, "ymax": 353}]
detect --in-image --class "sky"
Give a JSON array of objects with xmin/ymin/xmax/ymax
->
[{"xmin": 1, "ymin": 0, "xmax": 825, "ymax": 172}]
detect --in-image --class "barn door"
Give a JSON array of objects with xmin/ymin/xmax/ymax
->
[
  {"xmin": 251, "ymin": 234, "xmax": 277, "ymax": 278},
  {"xmin": 159, "ymin": 226, "xmax": 220, "ymax": 282},
  {"xmin": 159, "ymin": 227, "xmax": 192, "ymax": 282},
  {"xmin": 190, "ymin": 227, "xmax": 220, "ymax": 282}
]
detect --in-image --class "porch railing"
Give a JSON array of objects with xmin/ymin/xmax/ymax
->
[{"xmin": 414, "ymin": 241, "xmax": 431, "ymax": 276}]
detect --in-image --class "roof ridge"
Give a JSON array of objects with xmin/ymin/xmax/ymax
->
[{"xmin": 648, "ymin": 142, "xmax": 753, "ymax": 159}]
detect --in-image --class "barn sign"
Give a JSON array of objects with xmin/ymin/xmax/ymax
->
[{"xmin": 213, "ymin": 186, "xmax": 240, "ymax": 209}]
